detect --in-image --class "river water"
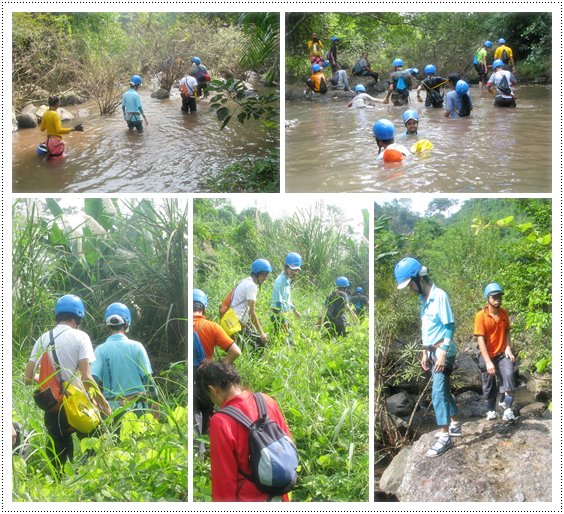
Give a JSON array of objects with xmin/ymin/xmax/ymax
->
[
  {"xmin": 285, "ymin": 85, "xmax": 552, "ymax": 193},
  {"xmin": 12, "ymin": 88, "xmax": 278, "ymax": 193}
]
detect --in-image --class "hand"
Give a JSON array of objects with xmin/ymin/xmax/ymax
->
[
  {"xmin": 417, "ymin": 96, "xmax": 423, "ymax": 103},
  {"xmin": 505, "ymin": 348, "xmax": 515, "ymax": 362},
  {"xmin": 260, "ymin": 332, "xmax": 268, "ymax": 342},
  {"xmin": 294, "ymin": 310, "xmax": 301, "ymax": 320},
  {"xmin": 433, "ymin": 348, "xmax": 447, "ymax": 373},
  {"xmin": 421, "ymin": 354, "xmax": 430, "ymax": 371},
  {"xmin": 144, "ymin": 118, "xmax": 149, "ymax": 126},
  {"xmin": 486, "ymin": 360, "xmax": 496, "ymax": 375},
  {"xmin": 383, "ymin": 98, "xmax": 389, "ymax": 105},
  {"xmin": 73, "ymin": 124, "xmax": 84, "ymax": 132}
]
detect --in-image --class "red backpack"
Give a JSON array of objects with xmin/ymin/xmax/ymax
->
[{"xmin": 32, "ymin": 330, "xmax": 63, "ymax": 412}]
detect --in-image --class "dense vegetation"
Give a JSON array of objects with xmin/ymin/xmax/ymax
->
[
  {"xmin": 193, "ymin": 199, "xmax": 369, "ymax": 501},
  {"xmin": 12, "ymin": 199, "xmax": 188, "ymax": 501},
  {"xmin": 374, "ymin": 199, "xmax": 552, "ymax": 464},
  {"xmin": 286, "ymin": 12, "xmax": 551, "ymax": 81}
]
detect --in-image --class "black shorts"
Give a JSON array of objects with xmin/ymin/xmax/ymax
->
[
  {"xmin": 494, "ymin": 95, "xmax": 516, "ymax": 108},
  {"xmin": 473, "ymin": 63, "xmax": 486, "ymax": 79}
]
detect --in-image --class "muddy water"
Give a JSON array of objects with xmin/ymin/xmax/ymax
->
[
  {"xmin": 285, "ymin": 85, "xmax": 551, "ymax": 193},
  {"xmin": 13, "ymin": 88, "xmax": 278, "ymax": 193}
]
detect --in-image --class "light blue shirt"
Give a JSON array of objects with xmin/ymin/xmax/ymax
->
[
  {"xmin": 271, "ymin": 271, "xmax": 294, "ymax": 312},
  {"xmin": 122, "ymin": 88, "xmax": 144, "ymax": 121},
  {"xmin": 91, "ymin": 333, "xmax": 153, "ymax": 400},
  {"xmin": 419, "ymin": 284, "xmax": 456, "ymax": 356},
  {"xmin": 444, "ymin": 90, "xmax": 472, "ymax": 118}
]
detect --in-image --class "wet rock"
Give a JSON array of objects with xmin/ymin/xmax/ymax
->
[
  {"xmin": 60, "ymin": 91, "xmax": 86, "ymax": 106},
  {"xmin": 452, "ymin": 351, "xmax": 482, "ymax": 392},
  {"xmin": 57, "ymin": 108, "xmax": 74, "ymax": 121},
  {"xmin": 386, "ymin": 391, "xmax": 416, "ymax": 417},
  {"xmin": 384, "ymin": 417, "xmax": 551, "ymax": 502},
  {"xmin": 519, "ymin": 402, "xmax": 547, "ymax": 418},
  {"xmin": 151, "ymin": 88, "xmax": 170, "ymax": 99},
  {"xmin": 35, "ymin": 105, "xmax": 48, "ymax": 119},
  {"xmin": 16, "ymin": 113, "xmax": 37, "ymax": 129},
  {"xmin": 76, "ymin": 109, "xmax": 90, "ymax": 118},
  {"xmin": 380, "ymin": 447, "xmax": 409, "ymax": 495},
  {"xmin": 21, "ymin": 103, "xmax": 37, "ymax": 116},
  {"xmin": 285, "ymin": 119, "xmax": 299, "ymax": 129}
]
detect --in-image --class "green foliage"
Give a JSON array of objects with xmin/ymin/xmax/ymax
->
[
  {"xmin": 204, "ymin": 152, "xmax": 280, "ymax": 193},
  {"xmin": 193, "ymin": 199, "xmax": 369, "ymax": 501},
  {"xmin": 12, "ymin": 362, "xmax": 187, "ymax": 501}
]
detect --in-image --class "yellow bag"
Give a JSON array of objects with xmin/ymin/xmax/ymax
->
[
  {"xmin": 220, "ymin": 307, "xmax": 242, "ymax": 336},
  {"xmin": 62, "ymin": 382, "xmax": 101, "ymax": 434}
]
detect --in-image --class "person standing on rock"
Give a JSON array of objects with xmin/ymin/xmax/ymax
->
[
  {"xmin": 394, "ymin": 258, "xmax": 461, "ymax": 457},
  {"xmin": 474, "ymin": 282, "xmax": 517, "ymax": 421},
  {"xmin": 122, "ymin": 75, "xmax": 148, "ymax": 132},
  {"xmin": 39, "ymin": 96, "xmax": 84, "ymax": 159}
]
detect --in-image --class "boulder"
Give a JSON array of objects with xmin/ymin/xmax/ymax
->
[
  {"xmin": 151, "ymin": 88, "xmax": 170, "ymax": 99},
  {"xmin": 526, "ymin": 374, "xmax": 551, "ymax": 401},
  {"xmin": 379, "ymin": 447, "xmax": 409, "ymax": 495},
  {"xmin": 454, "ymin": 390, "xmax": 488, "ymax": 418},
  {"xmin": 57, "ymin": 108, "xmax": 74, "ymax": 121},
  {"xmin": 60, "ymin": 91, "xmax": 86, "ymax": 106},
  {"xmin": 383, "ymin": 417, "xmax": 552, "ymax": 502},
  {"xmin": 21, "ymin": 103, "xmax": 37, "ymax": 115},
  {"xmin": 35, "ymin": 105, "xmax": 48, "ymax": 119},
  {"xmin": 519, "ymin": 402, "xmax": 547, "ymax": 418},
  {"xmin": 386, "ymin": 391, "xmax": 416, "ymax": 417},
  {"xmin": 452, "ymin": 352, "xmax": 483, "ymax": 392},
  {"xmin": 15, "ymin": 113, "xmax": 37, "ymax": 129},
  {"xmin": 12, "ymin": 111, "xmax": 18, "ymax": 132},
  {"xmin": 285, "ymin": 119, "xmax": 299, "ymax": 129},
  {"xmin": 76, "ymin": 109, "xmax": 90, "ymax": 118}
]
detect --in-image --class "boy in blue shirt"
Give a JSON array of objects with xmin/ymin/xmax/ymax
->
[
  {"xmin": 122, "ymin": 75, "xmax": 149, "ymax": 132},
  {"xmin": 395, "ymin": 258, "xmax": 460, "ymax": 457},
  {"xmin": 271, "ymin": 252, "xmax": 302, "ymax": 343}
]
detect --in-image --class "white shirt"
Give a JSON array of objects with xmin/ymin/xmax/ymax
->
[
  {"xmin": 351, "ymin": 92, "xmax": 380, "ymax": 108},
  {"xmin": 29, "ymin": 324, "xmax": 95, "ymax": 383},
  {"xmin": 377, "ymin": 143, "xmax": 411, "ymax": 161},
  {"xmin": 179, "ymin": 75, "xmax": 198, "ymax": 95},
  {"xmin": 230, "ymin": 276, "xmax": 258, "ymax": 323}
]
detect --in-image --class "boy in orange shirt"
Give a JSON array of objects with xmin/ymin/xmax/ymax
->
[{"xmin": 474, "ymin": 282, "xmax": 516, "ymax": 421}]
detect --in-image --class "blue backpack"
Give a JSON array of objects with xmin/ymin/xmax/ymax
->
[
  {"xmin": 193, "ymin": 330, "xmax": 206, "ymax": 367},
  {"xmin": 220, "ymin": 393, "xmax": 299, "ymax": 497}
]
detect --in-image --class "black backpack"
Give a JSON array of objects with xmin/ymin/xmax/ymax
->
[
  {"xmin": 458, "ymin": 93, "xmax": 472, "ymax": 117},
  {"xmin": 220, "ymin": 393, "xmax": 299, "ymax": 497},
  {"xmin": 500, "ymin": 48, "xmax": 509, "ymax": 64},
  {"xmin": 497, "ymin": 73, "xmax": 512, "ymax": 96}
]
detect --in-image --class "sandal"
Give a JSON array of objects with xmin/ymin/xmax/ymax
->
[{"xmin": 426, "ymin": 436, "xmax": 452, "ymax": 457}]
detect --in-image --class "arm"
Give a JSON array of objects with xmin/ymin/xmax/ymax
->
[
  {"xmin": 383, "ymin": 83, "xmax": 393, "ymax": 104},
  {"xmin": 223, "ymin": 343, "xmax": 241, "ymax": 364},
  {"xmin": 504, "ymin": 331, "xmax": 515, "ymax": 361},
  {"xmin": 248, "ymin": 300, "xmax": 267, "ymax": 341},
  {"xmin": 421, "ymin": 348, "xmax": 430, "ymax": 371},
  {"xmin": 209, "ymin": 416, "xmax": 239, "ymax": 501},
  {"xmin": 23, "ymin": 361, "xmax": 38, "ymax": 385},
  {"xmin": 78, "ymin": 359, "xmax": 111, "ymax": 415},
  {"xmin": 52, "ymin": 114, "xmax": 73, "ymax": 135},
  {"xmin": 477, "ymin": 335, "xmax": 496, "ymax": 375}
]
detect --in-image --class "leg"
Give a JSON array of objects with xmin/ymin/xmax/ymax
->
[
  {"xmin": 478, "ymin": 354, "xmax": 498, "ymax": 413},
  {"xmin": 497, "ymin": 356, "xmax": 516, "ymax": 418},
  {"xmin": 188, "ymin": 96, "xmax": 197, "ymax": 112},
  {"xmin": 135, "ymin": 120, "xmax": 144, "ymax": 133},
  {"xmin": 44, "ymin": 408, "xmax": 74, "ymax": 469},
  {"xmin": 181, "ymin": 95, "xmax": 189, "ymax": 112}
]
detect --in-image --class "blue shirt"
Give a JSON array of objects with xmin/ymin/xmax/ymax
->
[
  {"xmin": 122, "ymin": 88, "xmax": 144, "ymax": 121},
  {"xmin": 271, "ymin": 272, "xmax": 294, "ymax": 312},
  {"xmin": 91, "ymin": 334, "xmax": 153, "ymax": 399},
  {"xmin": 419, "ymin": 284, "xmax": 456, "ymax": 356},
  {"xmin": 444, "ymin": 90, "xmax": 472, "ymax": 118}
]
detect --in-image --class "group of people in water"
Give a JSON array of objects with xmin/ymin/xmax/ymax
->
[
  {"xmin": 36, "ymin": 57, "xmax": 211, "ymax": 159},
  {"xmin": 305, "ymin": 35, "xmax": 518, "ymax": 163}
]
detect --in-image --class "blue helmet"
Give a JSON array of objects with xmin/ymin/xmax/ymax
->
[
  {"xmin": 372, "ymin": 119, "xmax": 395, "ymax": 141},
  {"xmin": 191, "ymin": 56, "xmax": 201, "ymax": 65},
  {"xmin": 193, "ymin": 289, "xmax": 208, "ymax": 308},
  {"xmin": 55, "ymin": 294, "xmax": 85, "ymax": 319},
  {"xmin": 354, "ymin": 84, "xmax": 366, "ymax": 93},
  {"xmin": 251, "ymin": 258, "xmax": 272, "ymax": 274},
  {"xmin": 129, "ymin": 75, "xmax": 142, "ymax": 86},
  {"xmin": 484, "ymin": 40, "xmax": 493, "ymax": 48},
  {"xmin": 408, "ymin": 68, "xmax": 419, "ymax": 76},
  {"xmin": 392, "ymin": 58, "xmax": 404, "ymax": 68},
  {"xmin": 424, "ymin": 64, "xmax": 436, "ymax": 75},
  {"xmin": 492, "ymin": 59, "xmax": 505, "ymax": 70},
  {"xmin": 285, "ymin": 252, "xmax": 302, "ymax": 270},
  {"xmin": 455, "ymin": 80, "xmax": 469, "ymax": 95},
  {"xmin": 104, "ymin": 302, "xmax": 132, "ymax": 327},
  {"xmin": 484, "ymin": 282, "xmax": 503, "ymax": 299},
  {"xmin": 336, "ymin": 276, "xmax": 350, "ymax": 287},
  {"xmin": 394, "ymin": 257, "xmax": 427, "ymax": 289},
  {"xmin": 402, "ymin": 109, "xmax": 419, "ymax": 124},
  {"xmin": 355, "ymin": 287, "xmax": 363, "ymax": 294},
  {"xmin": 331, "ymin": 36, "xmax": 339, "ymax": 42},
  {"xmin": 311, "ymin": 63, "xmax": 322, "ymax": 73},
  {"xmin": 322, "ymin": 60, "xmax": 330, "ymax": 68},
  {"xmin": 498, "ymin": 38, "xmax": 506, "ymax": 45}
]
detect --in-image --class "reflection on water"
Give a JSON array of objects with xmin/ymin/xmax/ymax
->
[
  {"xmin": 13, "ymin": 88, "xmax": 278, "ymax": 193},
  {"xmin": 285, "ymin": 85, "xmax": 551, "ymax": 193}
]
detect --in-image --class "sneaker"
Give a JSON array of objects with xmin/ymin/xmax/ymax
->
[
  {"xmin": 486, "ymin": 410, "xmax": 499, "ymax": 420},
  {"xmin": 502, "ymin": 408, "xmax": 517, "ymax": 421},
  {"xmin": 426, "ymin": 436, "xmax": 452, "ymax": 457}
]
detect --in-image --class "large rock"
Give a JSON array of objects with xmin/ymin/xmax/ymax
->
[
  {"xmin": 452, "ymin": 352, "xmax": 483, "ymax": 392},
  {"xmin": 15, "ymin": 113, "xmax": 37, "ymax": 129},
  {"xmin": 386, "ymin": 391, "xmax": 416, "ymax": 417},
  {"xmin": 35, "ymin": 105, "xmax": 48, "ymax": 119},
  {"xmin": 382, "ymin": 417, "xmax": 551, "ymax": 502},
  {"xmin": 519, "ymin": 402, "xmax": 547, "ymax": 418},
  {"xmin": 12, "ymin": 111, "xmax": 18, "ymax": 132},
  {"xmin": 21, "ymin": 103, "xmax": 37, "ymax": 115},
  {"xmin": 526, "ymin": 374, "xmax": 551, "ymax": 401},
  {"xmin": 60, "ymin": 91, "xmax": 86, "ymax": 105},
  {"xmin": 454, "ymin": 390, "xmax": 487, "ymax": 418},
  {"xmin": 379, "ymin": 447, "xmax": 409, "ymax": 495},
  {"xmin": 151, "ymin": 88, "xmax": 170, "ymax": 99},
  {"xmin": 57, "ymin": 108, "xmax": 74, "ymax": 121}
]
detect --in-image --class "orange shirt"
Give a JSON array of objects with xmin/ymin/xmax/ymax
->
[
  {"xmin": 474, "ymin": 306, "xmax": 510, "ymax": 358},
  {"xmin": 193, "ymin": 313, "xmax": 233, "ymax": 360}
]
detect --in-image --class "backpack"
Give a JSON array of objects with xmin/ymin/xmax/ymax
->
[
  {"xmin": 500, "ymin": 48, "xmax": 509, "ymax": 64},
  {"xmin": 181, "ymin": 80, "xmax": 193, "ymax": 97},
  {"xmin": 194, "ymin": 66, "xmax": 211, "ymax": 83},
  {"xmin": 219, "ymin": 280, "xmax": 245, "ymax": 317},
  {"xmin": 428, "ymin": 88, "xmax": 444, "ymax": 108},
  {"xmin": 352, "ymin": 59, "xmax": 363, "ymax": 75},
  {"xmin": 472, "ymin": 50, "xmax": 479, "ymax": 65},
  {"xmin": 458, "ymin": 93, "xmax": 472, "ymax": 117},
  {"xmin": 396, "ymin": 75, "xmax": 407, "ymax": 92},
  {"xmin": 32, "ymin": 330, "xmax": 64, "ymax": 412},
  {"xmin": 193, "ymin": 330, "xmax": 206, "ymax": 368},
  {"xmin": 220, "ymin": 393, "xmax": 298, "ymax": 497},
  {"xmin": 497, "ymin": 73, "xmax": 512, "ymax": 96},
  {"xmin": 318, "ymin": 76, "xmax": 328, "ymax": 94}
]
